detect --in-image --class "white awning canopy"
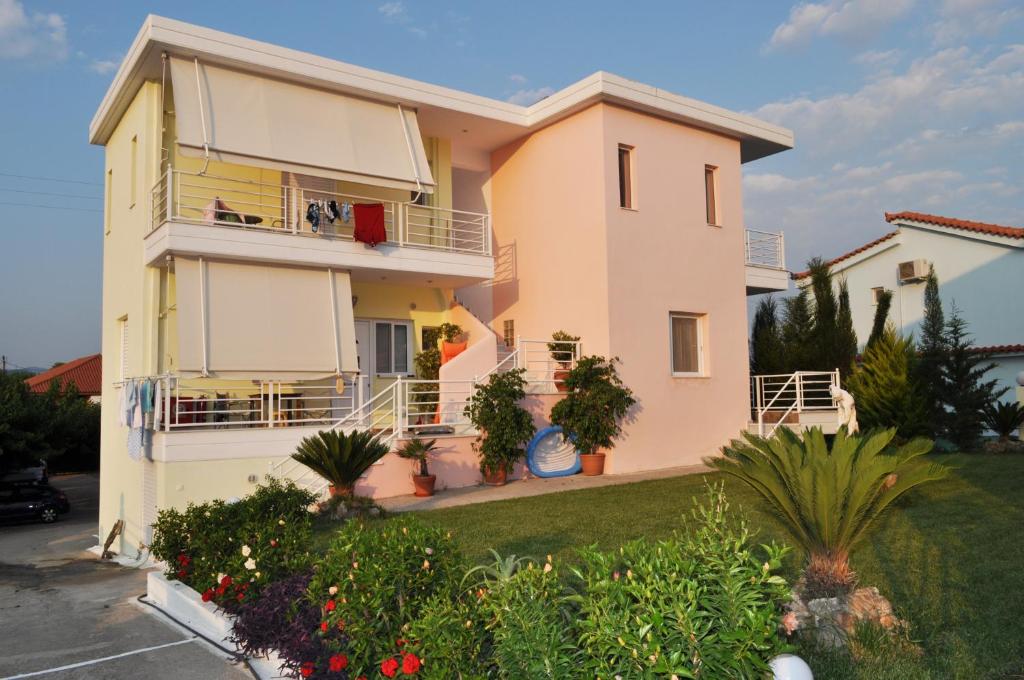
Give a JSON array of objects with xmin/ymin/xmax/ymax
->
[
  {"xmin": 175, "ymin": 258, "xmax": 358, "ymax": 380},
  {"xmin": 168, "ymin": 56, "xmax": 434, "ymax": 193}
]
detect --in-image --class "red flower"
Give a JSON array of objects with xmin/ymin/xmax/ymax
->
[
  {"xmin": 201, "ymin": 589, "xmax": 214, "ymax": 602},
  {"xmin": 320, "ymin": 621, "xmax": 329, "ymax": 633},
  {"xmin": 215, "ymin": 585, "xmax": 226, "ymax": 597},
  {"xmin": 401, "ymin": 652, "xmax": 421, "ymax": 675},
  {"xmin": 328, "ymin": 654, "xmax": 348, "ymax": 672},
  {"xmin": 325, "ymin": 599, "xmax": 336, "ymax": 612},
  {"xmin": 270, "ymin": 539, "xmax": 278, "ymax": 547},
  {"xmin": 176, "ymin": 570, "xmax": 187, "ymax": 579},
  {"xmin": 300, "ymin": 661, "xmax": 315, "ymax": 677},
  {"xmin": 236, "ymin": 592, "xmax": 245, "ymax": 602},
  {"xmin": 176, "ymin": 554, "xmax": 190, "ymax": 566},
  {"xmin": 395, "ymin": 639, "xmax": 407, "ymax": 648},
  {"xmin": 220, "ymin": 575, "xmax": 232, "ymax": 587},
  {"xmin": 380, "ymin": 658, "xmax": 399, "ymax": 678}
]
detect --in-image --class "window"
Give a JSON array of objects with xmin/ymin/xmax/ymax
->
[
  {"xmin": 105, "ymin": 169, "xmax": 113, "ymax": 235},
  {"xmin": 374, "ymin": 321, "xmax": 413, "ymax": 375},
  {"xmin": 871, "ymin": 287, "xmax": 886, "ymax": 304},
  {"xmin": 617, "ymin": 144, "xmax": 634, "ymax": 209},
  {"xmin": 670, "ymin": 313, "xmax": 705, "ymax": 376},
  {"xmin": 119, "ymin": 316, "xmax": 129, "ymax": 381},
  {"xmin": 503, "ymin": 319, "xmax": 515, "ymax": 348},
  {"xmin": 704, "ymin": 165, "xmax": 719, "ymax": 225},
  {"xmin": 130, "ymin": 135, "xmax": 138, "ymax": 208}
]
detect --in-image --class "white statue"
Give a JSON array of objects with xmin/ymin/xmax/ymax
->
[{"xmin": 830, "ymin": 384, "xmax": 859, "ymax": 434}]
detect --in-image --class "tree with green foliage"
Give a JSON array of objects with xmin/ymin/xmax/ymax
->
[
  {"xmin": 780, "ymin": 289, "xmax": 813, "ymax": 373},
  {"xmin": 836, "ymin": 279, "xmax": 858, "ymax": 373},
  {"xmin": 750, "ymin": 296, "xmax": 786, "ymax": 375},
  {"xmin": 846, "ymin": 325, "xmax": 927, "ymax": 439},
  {"xmin": 801, "ymin": 259, "xmax": 859, "ymax": 377},
  {"xmin": 916, "ymin": 266, "xmax": 946, "ymax": 436},
  {"xmin": 866, "ymin": 289, "xmax": 894, "ymax": 350},
  {"xmin": 940, "ymin": 306, "xmax": 1006, "ymax": 449}
]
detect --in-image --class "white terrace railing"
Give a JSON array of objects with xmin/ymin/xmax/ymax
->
[
  {"xmin": 150, "ymin": 167, "xmax": 492, "ymax": 257},
  {"xmin": 745, "ymin": 229, "xmax": 785, "ymax": 270},
  {"xmin": 750, "ymin": 370, "xmax": 840, "ymax": 437}
]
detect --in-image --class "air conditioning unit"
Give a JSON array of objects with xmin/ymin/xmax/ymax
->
[{"xmin": 897, "ymin": 259, "xmax": 929, "ymax": 283}]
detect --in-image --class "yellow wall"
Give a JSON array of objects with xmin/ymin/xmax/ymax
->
[{"xmin": 99, "ymin": 80, "xmax": 163, "ymax": 555}]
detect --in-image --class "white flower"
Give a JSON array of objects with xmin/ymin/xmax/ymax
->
[
  {"xmin": 216, "ymin": 573, "xmax": 226, "ymax": 583},
  {"xmin": 255, "ymin": 571, "xmax": 261, "ymax": 578},
  {"xmin": 425, "ymin": 547, "xmax": 434, "ymax": 555},
  {"xmin": 328, "ymin": 585, "xmax": 338, "ymax": 596},
  {"xmin": 543, "ymin": 563, "xmax": 552, "ymax": 573},
  {"xmin": 241, "ymin": 545, "xmax": 252, "ymax": 557},
  {"xmin": 244, "ymin": 558, "xmax": 257, "ymax": 570},
  {"xmin": 306, "ymin": 503, "xmax": 319, "ymax": 513}
]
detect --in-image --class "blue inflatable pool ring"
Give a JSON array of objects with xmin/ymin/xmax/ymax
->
[{"xmin": 526, "ymin": 425, "xmax": 580, "ymax": 478}]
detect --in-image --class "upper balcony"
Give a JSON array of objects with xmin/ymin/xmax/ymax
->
[
  {"xmin": 146, "ymin": 168, "xmax": 494, "ymax": 287},
  {"xmin": 744, "ymin": 229, "xmax": 788, "ymax": 295}
]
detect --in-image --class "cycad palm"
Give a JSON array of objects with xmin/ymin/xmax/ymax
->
[
  {"xmin": 291, "ymin": 429, "xmax": 390, "ymax": 494},
  {"xmin": 706, "ymin": 427, "xmax": 948, "ymax": 597}
]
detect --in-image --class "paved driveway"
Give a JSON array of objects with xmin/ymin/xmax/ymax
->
[{"xmin": 0, "ymin": 474, "xmax": 251, "ymax": 679}]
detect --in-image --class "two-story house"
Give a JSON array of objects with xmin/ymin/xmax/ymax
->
[{"xmin": 90, "ymin": 16, "xmax": 792, "ymax": 555}]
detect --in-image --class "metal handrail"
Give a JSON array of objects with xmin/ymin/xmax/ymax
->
[
  {"xmin": 751, "ymin": 370, "xmax": 840, "ymax": 437},
  {"xmin": 745, "ymin": 229, "xmax": 785, "ymax": 270}
]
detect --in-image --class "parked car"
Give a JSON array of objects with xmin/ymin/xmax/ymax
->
[
  {"xmin": 0, "ymin": 482, "xmax": 69, "ymax": 524},
  {"xmin": 1, "ymin": 459, "xmax": 49, "ymax": 485}
]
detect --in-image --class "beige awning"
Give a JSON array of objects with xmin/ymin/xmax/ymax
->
[
  {"xmin": 168, "ymin": 56, "xmax": 434, "ymax": 193},
  {"xmin": 175, "ymin": 258, "xmax": 358, "ymax": 380}
]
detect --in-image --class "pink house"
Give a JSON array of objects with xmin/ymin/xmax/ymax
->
[{"xmin": 90, "ymin": 17, "xmax": 792, "ymax": 554}]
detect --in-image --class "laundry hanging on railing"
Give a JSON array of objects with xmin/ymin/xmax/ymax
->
[
  {"xmin": 354, "ymin": 203, "xmax": 387, "ymax": 246},
  {"xmin": 117, "ymin": 377, "xmax": 163, "ymax": 460}
]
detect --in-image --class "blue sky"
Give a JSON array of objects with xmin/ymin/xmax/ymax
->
[{"xmin": 0, "ymin": 0, "xmax": 1021, "ymax": 369}]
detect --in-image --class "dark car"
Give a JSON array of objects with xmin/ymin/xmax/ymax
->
[
  {"xmin": 1, "ymin": 460, "xmax": 49, "ymax": 485},
  {"xmin": 0, "ymin": 483, "xmax": 70, "ymax": 524}
]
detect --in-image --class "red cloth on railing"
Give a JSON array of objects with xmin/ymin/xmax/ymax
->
[{"xmin": 354, "ymin": 203, "xmax": 387, "ymax": 246}]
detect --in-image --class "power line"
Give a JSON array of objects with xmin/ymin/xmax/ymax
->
[
  {"xmin": 0, "ymin": 171, "xmax": 103, "ymax": 187},
  {"xmin": 0, "ymin": 187, "xmax": 101, "ymax": 200},
  {"xmin": 0, "ymin": 201, "xmax": 102, "ymax": 213}
]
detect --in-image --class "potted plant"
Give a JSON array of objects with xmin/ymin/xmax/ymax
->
[
  {"xmin": 291, "ymin": 429, "xmax": 390, "ymax": 497},
  {"xmin": 550, "ymin": 356, "xmax": 636, "ymax": 475},
  {"xmin": 396, "ymin": 437, "xmax": 440, "ymax": 496},
  {"xmin": 547, "ymin": 330, "xmax": 580, "ymax": 393},
  {"xmin": 464, "ymin": 369, "xmax": 536, "ymax": 485}
]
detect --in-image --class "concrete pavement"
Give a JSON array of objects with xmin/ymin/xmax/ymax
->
[{"xmin": 0, "ymin": 474, "xmax": 251, "ymax": 679}]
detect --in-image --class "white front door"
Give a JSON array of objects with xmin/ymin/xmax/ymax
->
[{"xmin": 353, "ymin": 321, "xmax": 372, "ymax": 410}]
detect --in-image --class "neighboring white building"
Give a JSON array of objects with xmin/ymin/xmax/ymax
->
[{"xmin": 794, "ymin": 211, "xmax": 1024, "ymax": 400}]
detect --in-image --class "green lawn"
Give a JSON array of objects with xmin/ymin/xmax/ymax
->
[{"xmin": 316, "ymin": 454, "xmax": 1024, "ymax": 679}]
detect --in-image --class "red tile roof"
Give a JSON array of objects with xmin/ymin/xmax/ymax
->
[
  {"xmin": 792, "ymin": 211, "xmax": 1024, "ymax": 281},
  {"xmin": 24, "ymin": 353, "xmax": 102, "ymax": 397},
  {"xmin": 884, "ymin": 211, "xmax": 1024, "ymax": 239},
  {"xmin": 791, "ymin": 231, "xmax": 899, "ymax": 280},
  {"xmin": 971, "ymin": 344, "xmax": 1024, "ymax": 355}
]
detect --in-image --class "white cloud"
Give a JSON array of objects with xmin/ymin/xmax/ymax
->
[
  {"xmin": 508, "ymin": 74, "xmax": 528, "ymax": 84},
  {"xmin": 378, "ymin": 2, "xmax": 405, "ymax": 18},
  {"xmin": 0, "ymin": 0, "xmax": 67, "ymax": 61},
  {"xmin": 88, "ymin": 58, "xmax": 118, "ymax": 75},
  {"xmin": 507, "ymin": 87, "xmax": 555, "ymax": 106},
  {"xmin": 930, "ymin": 0, "xmax": 1024, "ymax": 44},
  {"xmin": 743, "ymin": 173, "xmax": 819, "ymax": 193},
  {"xmin": 768, "ymin": 0, "xmax": 915, "ymax": 50},
  {"xmin": 853, "ymin": 49, "xmax": 901, "ymax": 67}
]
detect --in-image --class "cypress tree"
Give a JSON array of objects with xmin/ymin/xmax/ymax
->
[
  {"xmin": 940, "ymin": 305, "xmax": 1006, "ymax": 450},
  {"xmin": 806, "ymin": 258, "xmax": 838, "ymax": 372},
  {"xmin": 836, "ymin": 279, "xmax": 859, "ymax": 377},
  {"xmin": 866, "ymin": 289, "xmax": 893, "ymax": 350},
  {"xmin": 916, "ymin": 266, "xmax": 946, "ymax": 436},
  {"xmin": 781, "ymin": 290, "xmax": 813, "ymax": 373},
  {"xmin": 847, "ymin": 324, "xmax": 927, "ymax": 439},
  {"xmin": 751, "ymin": 296, "xmax": 786, "ymax": 375}
]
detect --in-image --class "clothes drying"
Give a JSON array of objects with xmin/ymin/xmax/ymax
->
[{"xmin": 353, "ymin": 203, "xmax": 387, "ymax": 246}]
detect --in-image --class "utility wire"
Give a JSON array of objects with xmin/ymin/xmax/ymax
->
[
  {"xmin": 0, "ymin": 187, "xmax": 101, "ymax": 200},
  {"xmin": 0, "ymin": 201, "xmax": 102, "ymax": 213},
  {"xmin": 0, "ymin": 171, "xmax": 103, "ymax": 187}
]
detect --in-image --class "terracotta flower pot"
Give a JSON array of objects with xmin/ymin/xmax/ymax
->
[
  {"xmin": 328, "ymin": 484, "xmax": 354, "ymax": 498},
  {"xmin": 412, "ymin": 474, "xmax": 436, "ymax": 497},
  {"xmin": 553, "ymin": 369, "xmax": 571, "ymax": 393},
  {"xmin": 579, "ymin": 452, "xmax": 606, "ymax": 476},
  {"xmin": 482, "ymin": 468, "xmax": 508, "ymax": 486}
]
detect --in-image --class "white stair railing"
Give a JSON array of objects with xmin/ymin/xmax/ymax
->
[{"xmin": 752, "ymin": 369, "xmax": 840, "ymax": 437}]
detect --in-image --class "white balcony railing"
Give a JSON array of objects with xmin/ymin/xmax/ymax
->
[
  {"xmin": 750, "ymin": 370, "xmax": 840, "ymax": 437},
  {"xmin": 745, "ymin": 229, "xmax": 785, "ymax": 270},
  {"xmin": 150, "ymin": 168, "xmax": 492, "ymax": 257}
]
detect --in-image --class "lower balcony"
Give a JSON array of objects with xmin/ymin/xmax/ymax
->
[
  {"xmin": 146, "ymin": 169, "xmax": 494, "ymax": 287},
  {"xmin": 745, "ymin": 229, "xmax": 788, "ymax": 295}
]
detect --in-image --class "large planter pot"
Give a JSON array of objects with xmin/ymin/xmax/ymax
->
[
  {"xmin": 579, "ymin": 452, "xmax": 606, "ymax": 476},
  {"xmin": 328, "ymin": 484, "xmax": 353, "ymax": 498},
  {"xmin": 412, "ymin": 474, "xmax": 436, "ymax": 497},
  {"xmin": 482, "ymin": 468, "xmax": 508, "ymax": 486},
  {"xmin": 553, "ymin": 369, "xmax": 571, "ymax": 393}
]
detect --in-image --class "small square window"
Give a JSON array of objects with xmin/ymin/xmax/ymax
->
[
  {"xmin": 618, "ymin": 144, "xmax": 635, "ymax": 209},
  {"xmin": 670, "ymin": 313, "xmax": 705, "ymax": 376},
  {"xmin": 704, "ymin": 165, "xmax": 719, "ymax": 226}
]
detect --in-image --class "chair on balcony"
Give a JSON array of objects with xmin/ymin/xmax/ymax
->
[{"xmin": 203, "ymin": 197, "xmax": 263, "ymax": 227}]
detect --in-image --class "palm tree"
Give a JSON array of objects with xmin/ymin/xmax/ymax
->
[
  {"xmin": 291, "ymin": 429, "xmax": 390, "ymax": 496},
  {"xmin": 706, "ymin": 427, "xmax": 949, "ymax": 597}
]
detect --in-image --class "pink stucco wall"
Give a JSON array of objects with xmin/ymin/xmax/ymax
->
[{"xmin": 474, "ymin": 102, "xmax": 750, "ymax": 475}]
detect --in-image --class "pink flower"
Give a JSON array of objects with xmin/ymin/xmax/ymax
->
[{"xmin": 781, "ymin": 611, "xmax": 799, "ymax": 635}]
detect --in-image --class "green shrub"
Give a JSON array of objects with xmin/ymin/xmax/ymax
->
[
  {"xmin": 149, "ymin": 478, "xmax": 317, "ymax": 610},
  {"xmin": 983, "ymin": 400, "xmax": 1024, "ymax": 441},
  {"xmin": 308, "ymin": 517, "xmax": 465, "ymax": 677},
  {"xmin": 464, "ymin": 368, "xmax": 535, "ymax": 475},
  {"xmin": 291, "ymin": 429, "xmax": 390, "ymax": 495},
  {"xmin": 549, "ymin": 356, "xmax": 636, "ymax": 455},
  {"xmin": 568, "ymin": 484, "xmax": 791, "ymax": 678},
  {"xmin": 404, "ymin": 593, "xmax": 492, "ymax": 680},
  {"xmin": 846, "ymin": 325, "xmax": 927, "ymax": 439}
]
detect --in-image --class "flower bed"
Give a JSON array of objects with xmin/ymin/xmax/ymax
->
[{"xmin": 149, "ymin": 482, "xmax": 794, "ymax": 678}]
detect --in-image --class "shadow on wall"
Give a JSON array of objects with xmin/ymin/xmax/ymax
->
[{"xmin": 488, "ymin": 241, "xmax": 519, "ymax": 319}]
